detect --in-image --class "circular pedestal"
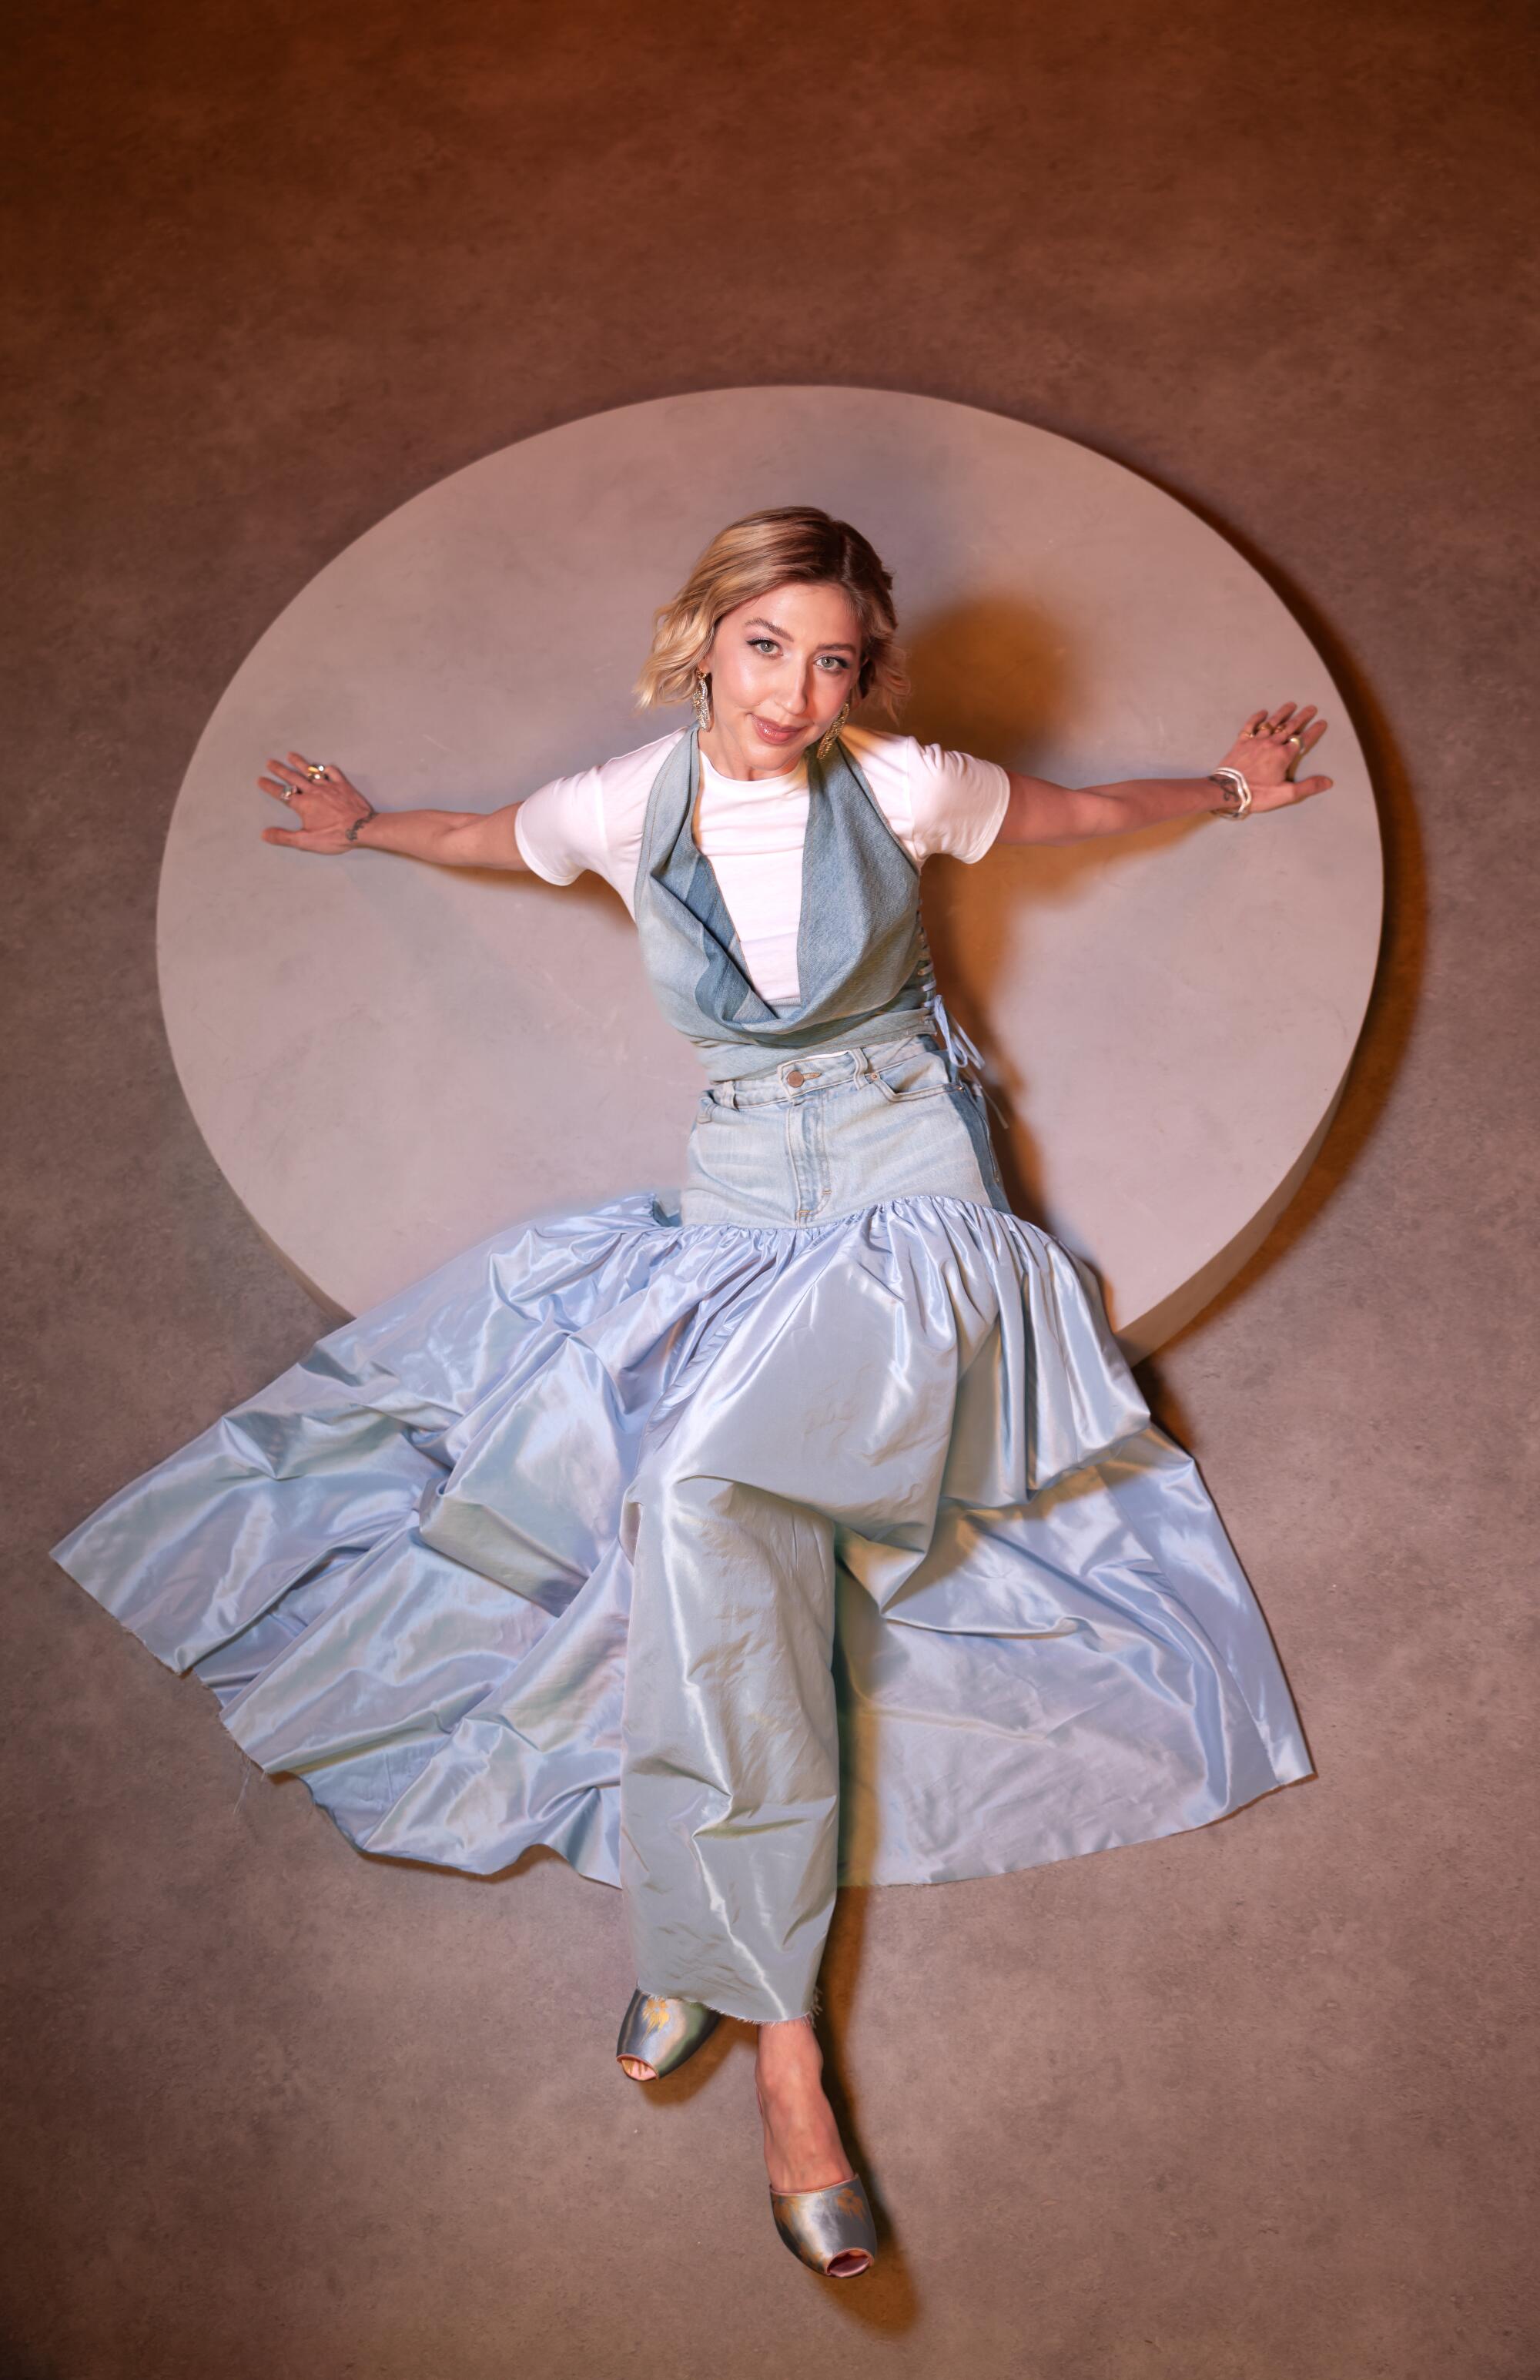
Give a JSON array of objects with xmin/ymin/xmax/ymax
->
[{"xmin": 157, "ymin": 386, "xmax": 1381, "ymax": 1354}]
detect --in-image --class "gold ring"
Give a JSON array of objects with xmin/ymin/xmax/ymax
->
[{"xmin": 305, "ymin": 762, "xmax": 329, "ymax": 781}]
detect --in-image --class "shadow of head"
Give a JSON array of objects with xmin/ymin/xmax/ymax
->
[{"xmin": 885, "ymin": 583, "xmax": 1080, "ymax": 751}]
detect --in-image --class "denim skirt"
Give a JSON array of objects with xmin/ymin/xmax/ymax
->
[
  {"xmin": 49, "ymin": 1025, "xmax": 1314, "ymax": 2026},
  {"xmin": 680, "ymin": 1029, "xmax": 1011, "ymax": 1227}
]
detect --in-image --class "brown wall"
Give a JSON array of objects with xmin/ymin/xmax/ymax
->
[{"xmin": 5, "ymin": 2, "xmax": 1534, "ymax": 2374}]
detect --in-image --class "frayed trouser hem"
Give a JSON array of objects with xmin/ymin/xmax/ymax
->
[{"xmin": 634, "ymin": 1979, "xmax": 824, "ymax": 2026}]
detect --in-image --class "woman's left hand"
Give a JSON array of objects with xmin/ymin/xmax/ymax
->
[{"xmin": 1217, "ymin": 703, "xmax": 1334, "ymax": 812}]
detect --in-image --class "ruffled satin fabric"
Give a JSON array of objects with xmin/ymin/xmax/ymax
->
[{"xmin": 49, "ymin": 1190, "xmax": 1312, "ymax": 1892}]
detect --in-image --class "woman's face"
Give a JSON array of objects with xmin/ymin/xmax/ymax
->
[{"xmin": 702, "ymin": 579, "xmax": 863, "ymax": 765}]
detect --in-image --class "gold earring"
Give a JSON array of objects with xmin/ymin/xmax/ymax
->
[
  {"xmin": 816, "ymin": 700, "xmax": 850, "ymax": 762},
  {"xmin": 692, "ymin": 669, "xmax": 713, "ymax": 731}
]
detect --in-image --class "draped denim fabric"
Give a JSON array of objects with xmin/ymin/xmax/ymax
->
[
  {"xmin": 48, "ymin": 722, "xmax": 1315, "ymax": 2027},
  {"xmin": 633, "ymin": 721, "xmax": 932, "ymax": 1078}
]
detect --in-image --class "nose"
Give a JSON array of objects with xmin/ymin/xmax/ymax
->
[{"xmin": 775, "ymin": 655, "xmax": 814, "ymax": 719}]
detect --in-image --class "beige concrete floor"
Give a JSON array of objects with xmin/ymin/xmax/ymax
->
[{"xmin": 5, "ymin": 2, "xmax": 1535, "ymax": 2375}]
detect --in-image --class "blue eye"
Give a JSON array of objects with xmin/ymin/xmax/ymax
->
[{"xmin": 746, "ymin": 638, "xmax": 849, "ymax": 670}]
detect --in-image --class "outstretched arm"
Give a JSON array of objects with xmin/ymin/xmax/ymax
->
[
  {"xmin": 995, "ymin": 703, "xmax": 1334, "ymax": 845},
  {"xmin": 258, "ymin": 751, "xmax": 534, "ymax": 868}
]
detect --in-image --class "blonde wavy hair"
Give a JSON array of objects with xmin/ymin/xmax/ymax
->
[{"xmin": 633, "ymin": 505, "xmax": 909, "ymax": 720}]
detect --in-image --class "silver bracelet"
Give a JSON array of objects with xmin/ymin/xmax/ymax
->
[{"xmin": 1207, "ymin": 767, "xmax": 1253, "ymax": 820}]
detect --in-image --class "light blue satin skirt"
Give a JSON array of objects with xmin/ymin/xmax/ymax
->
[{"xmin": 49, "ymin": 1029, "xmax": 1313, "ymax": 2024}]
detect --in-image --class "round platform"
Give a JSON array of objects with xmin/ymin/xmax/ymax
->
[{"xmin": 156, "ymin": 386, "xmax": 1381, "ymax": 1356}]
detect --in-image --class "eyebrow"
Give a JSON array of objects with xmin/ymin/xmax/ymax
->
[{"xmin": 742, "ymin": 615, "xmax": 859, "ymax": 654}]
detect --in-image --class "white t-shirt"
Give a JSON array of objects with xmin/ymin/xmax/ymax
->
[{"xmin": 512, "ymin": 723, "xmax": 1010, "ymax": 1005}]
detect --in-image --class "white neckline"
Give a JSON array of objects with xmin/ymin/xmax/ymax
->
[{"xmin": 698, "ymin": 741, "xmax": 806, "ymax": 792}]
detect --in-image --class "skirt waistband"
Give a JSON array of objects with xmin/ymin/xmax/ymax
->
[{"xmin": 707, "ymin": 1029, "xmax": 944, "ymax": 1107}]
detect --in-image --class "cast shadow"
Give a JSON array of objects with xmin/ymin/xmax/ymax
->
[
  {"xmin": 877, "ymin": 573, "xmax": 1420, "ymax": 1450},
  {"xmin": 874, "ymin": 587, "xmax": 1250, "ymax": 1230}
]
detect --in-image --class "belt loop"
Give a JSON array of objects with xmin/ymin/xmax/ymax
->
[{"xmin": 714, "ymin": 1076, "xmax": 737, "ymax": 1108}]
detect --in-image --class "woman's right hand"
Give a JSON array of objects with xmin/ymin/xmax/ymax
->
[{"xmin": 259, "ymin": 752, "xmax": 375, "ymax": 852}]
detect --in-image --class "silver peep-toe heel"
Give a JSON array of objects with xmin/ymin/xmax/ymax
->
[
  {"xmin": 615, "ymin": 1987, "xmax": 721, "ymax": 2081},
  {"xmin": 769, "ymin": 2171, "xmax": 878, "ymax": 2279},
  {"xmin": 762, "ymin": 2003, "xmax": 878, "ymax": 2279}
]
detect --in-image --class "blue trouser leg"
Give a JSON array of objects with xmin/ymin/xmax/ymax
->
[{"xmin": 620, "ymin": 1464, "xmax": 839, "ymax": 2025}]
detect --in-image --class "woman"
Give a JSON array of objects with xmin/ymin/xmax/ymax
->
[{"xmin": 51, "ymin": 504, "xmax": 1331, "ymax": 2281}]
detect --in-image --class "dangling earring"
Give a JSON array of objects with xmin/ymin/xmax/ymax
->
[
  {"xmin": 816, "ymin": 699, "xmax": 851, "ymax": 762},
  {"xmin": 692, "ymin": 668, "xmax": 713, "ymax": 732}
]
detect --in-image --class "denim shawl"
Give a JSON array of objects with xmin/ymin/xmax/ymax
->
[{"xmin": 633, "ymin": 721, "xmax": 931, "ymax": 1077}]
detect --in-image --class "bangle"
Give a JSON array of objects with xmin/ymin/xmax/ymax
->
[
  {"xmin": 1207, "ymin": 768, "xmax": 1253, "ymax": 820},
  {"xmin": 343, "ymin": 802, "xmax": 377, "ymax": 846}
]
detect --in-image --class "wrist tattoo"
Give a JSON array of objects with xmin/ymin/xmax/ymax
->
[{"xmin": 343, "ymin": 802, "xmax": 377, "ymax": 846}]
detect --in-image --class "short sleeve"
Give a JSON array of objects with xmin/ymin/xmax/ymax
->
[
  {"xmin": 512, "ymin": 765, "xmax": 607, "ymax": 886},
  {"xmin": 905, "ymin": 741, "xmax": 1011, "ymax": 865}
]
